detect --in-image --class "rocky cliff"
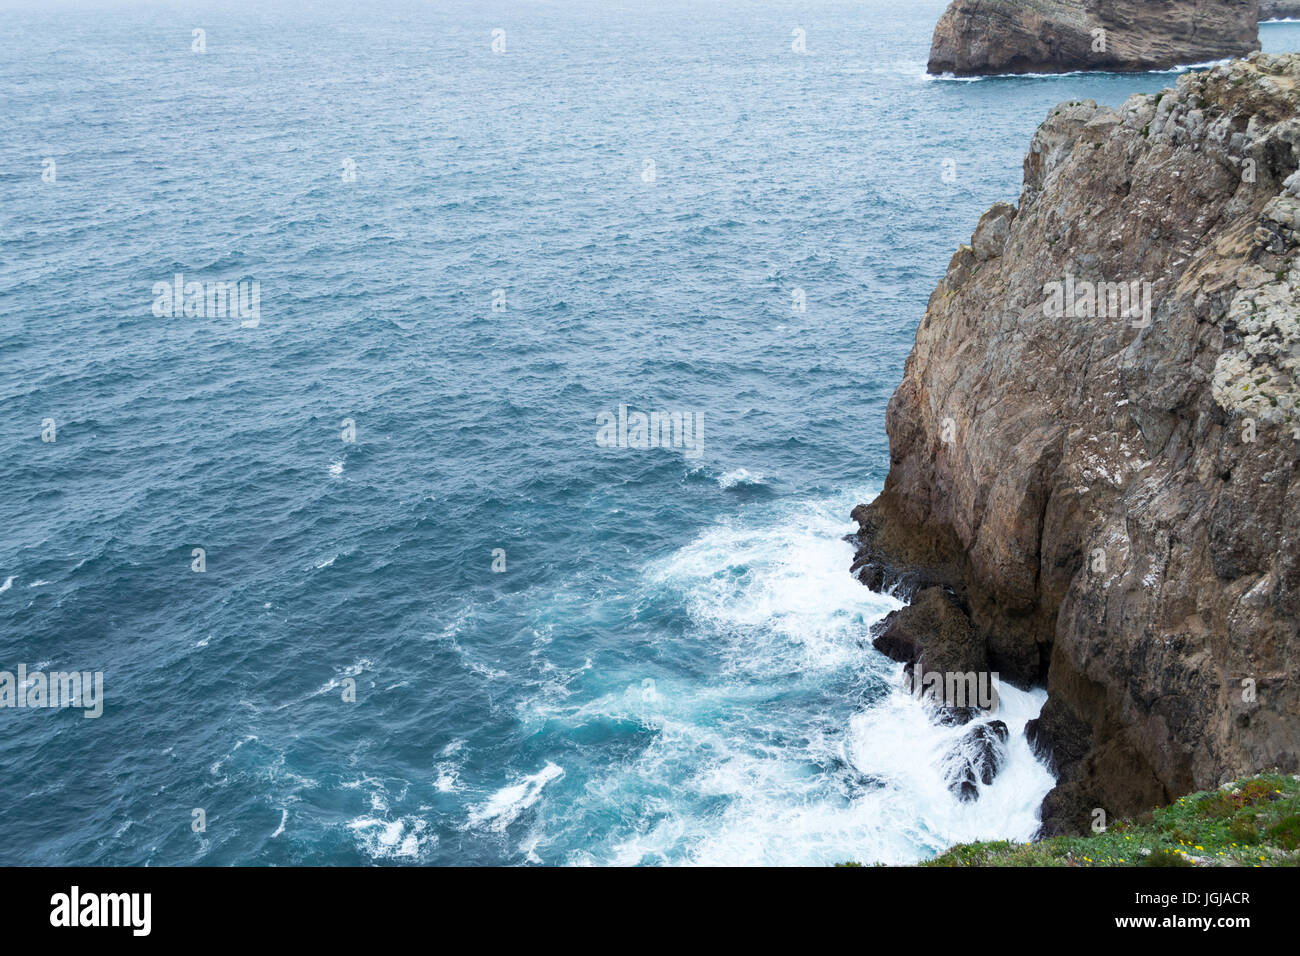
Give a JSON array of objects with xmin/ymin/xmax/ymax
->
[
  {"xmin": 854, "ymin": 53, "xmax": 1300, "ymax": 834},
  {"xmin": 928, "ymin": 0, "xmax": 1261, "ymax": 76},
  {"xmin": 1261, "ymin": 0, "xmax": 1300, "ymax": 18}
]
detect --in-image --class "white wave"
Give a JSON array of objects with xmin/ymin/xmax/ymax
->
[
  {"xmin": 347, "ymin": 815, "xmax": 431, "ymax": 859},
  {"xmin": 0, "ymin": 576, "xmax": 12, "ymax": 593},
  {"xmin": 923, "ymin": 72, "xmax": 982, "ymax": 83},
  {"xmin": 28, "ymin": 580, "xmax": 50, "ymax": 588},
  {"xmin": 646, "ymin": 491, "xmax": 900, "ymax": 677},
  {"xmin": 271, "ymin": 809, "xmax": 287, "ymax": 838},
  {"xmin": 208, "ymin": 734, "xmax": 258, "ymax": 776},
  {"xmin": 466, "ymin": 659, "xmax": 508, "ymax": 680},
  {"xmin": 517, "ymin": 491, "xmax": 1054, "ymax": 865},
  {"xmin": 1169, "ymin": 58, "xmax": 1233, "ymax": 72},
  {"xmin": 927, "ymin": 58, "xmax": 1229, "ymax": 82},
  {"xmin": 306, "ymin": 658, "xmax": 374, "ymax": 700},
  {"xmin": 579, "ymin": 681, "xmax": 1051, "ymax": 866},
  {"xmin": 520, "ymin": 837, "xmax": 545, "ymax": 865},
  {"xmin": 329, "ymin": 460, "xmax": 343, "ymax": 477},
  {"xmin": 837, "ymin": 677, "xmax": 1053, "ymax": 863},
  {"xmin": 716, "ymin": 467, "xmax": 766, "ymax": 490},
  {"xmin": 467, "ymin": 762, "xmax": 564, "ymax": 832}
]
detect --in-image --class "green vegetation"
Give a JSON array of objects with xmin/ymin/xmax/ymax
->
[
  {"xmin": 928, "ymin": 774, "xmax": 1300, "ymax": 867},
  {"xmin": 838, "ymin": 774, "xmax": 1300, "ymax": 867}
]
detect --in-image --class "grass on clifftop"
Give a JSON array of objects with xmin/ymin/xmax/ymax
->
[{"xmin": 841, "ymin": 774, "xmax": 1300, "ymax": 867}]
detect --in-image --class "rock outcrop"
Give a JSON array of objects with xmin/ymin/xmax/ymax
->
[
  {"xmin": 1261, "ymin": 1, "xmax": 1300, "ymax": 19},
  {"xmin": 871, "ymin": 587, "xmax": 995, "ymax": 727},
  {"xmin": 855, "ymin": 53, "xmax": 1300, "ymax": 834},
  {"xmin": 872, "ymin": 588, "xmax": 983, "ymax": 678},
  {"xmin": 928, "ymin": 0, "xmax": 1261, "ymax": 76},
  {"xmin": 944, "ymin": 721, "xmax": 1010, "ymax": 801}
]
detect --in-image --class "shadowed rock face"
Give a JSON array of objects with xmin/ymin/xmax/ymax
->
[
  {"xmin": 1260, "ymin": 1, "xmax": 1300, "ymax": 19},
  {"xmin": 855, "ymin": 54, "xmax": 1300, "ymax": 835},
  {"xmin": 928, "ymin": 0, "xmax": 1261, "ymax": 76}
]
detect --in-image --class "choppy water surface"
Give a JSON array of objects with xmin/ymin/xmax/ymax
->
[{"xmin": 3, "ymin": 1, "xmax": 1295, "ymax": 864}]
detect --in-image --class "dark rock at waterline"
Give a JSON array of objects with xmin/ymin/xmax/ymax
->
[
  {"xmin": 934, "ymin": 706, "xmax": 982, "ymax": 727},
  {"xmin": 871, "ymin": 587, "xmax": 999, "ymax": 723},
  {"xmin": 945, "ymin": 720, "xmax": 1010, "ymax": 802},
  {"xmin": 969, "ymin": 721, "xmax": 1009, "ymax": 783},
  {"xmin": 849, "ymin": 505, "xmax": 964, "ymax": 600},
  {"xmin": 870, "ymin": 587, "xmax": 986, "ymax": 677},
  {"xmin": 855, "ymin": 495, "xmax": 1046, "ymax": 689}
]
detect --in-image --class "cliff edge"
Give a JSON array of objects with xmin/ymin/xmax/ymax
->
[
  {"xmin": 928, "ymin": 0, "xmax": 1261, "ymax": 76},
  {"xmin": 854, "ymin": 53, "xmax": 1300, "ymax": 834}
]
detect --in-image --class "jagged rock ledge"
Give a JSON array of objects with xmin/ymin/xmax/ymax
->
[
  {"xmin": 928, "ymin": 0, "xmax": 1261, "ymax": 77},
  {"xmin": 855, "ymin": 53, "xmax": 1300, "ymax": 835}
]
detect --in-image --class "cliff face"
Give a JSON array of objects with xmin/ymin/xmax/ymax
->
[
  {"xmin": 854, "ymin": 53, "xmax": 1300, "ymax": 834},
  {"xmin": 928, "ymin": 0, "xmax": 1261, "ymax": 76}
]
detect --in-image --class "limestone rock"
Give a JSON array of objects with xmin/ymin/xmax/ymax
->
[
  {"xmin": 1260, "ymin": 1, "xmax": 1300, "ymax": 19},
  {"xmin": 928, "ymin": 0, "xmax": 1261, "ymax": 77},
  {"xmin": 854, "ymin": 54, "xmax": 1300, "ymax": 834}
]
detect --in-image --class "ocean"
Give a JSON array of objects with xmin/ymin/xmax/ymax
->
[{"xmin": 2, "ymin": 0, "xmax": 1296, "ymax": 865}]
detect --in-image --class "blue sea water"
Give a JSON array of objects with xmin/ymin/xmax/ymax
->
[{"xmin": 2, "ymin": 0, "xmax": 1297, "ymax": 866}]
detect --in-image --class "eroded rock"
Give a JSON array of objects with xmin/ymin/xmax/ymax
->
[
  {"xmin": 945, "ymin": 720, "xmax": 1010, "ymax": 801},
  {"xmin": 928, "ymin": 0, "xmax": 1261, "ymax": 77},
  {"xmin": 855, "ymin": 54, "xmax": 1300, "ymax": 834}
]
